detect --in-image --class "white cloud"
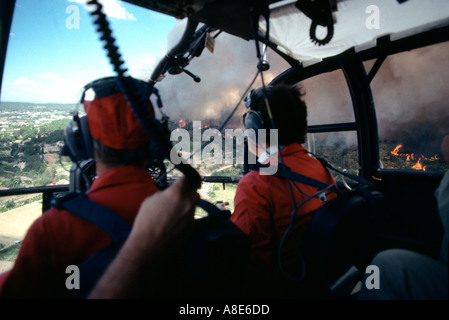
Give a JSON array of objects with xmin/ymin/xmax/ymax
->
[
  {"xmin": 126, "ymin": 53, "xmax": 157, "ymax": 80},
  {"xmin": 68, "ymin": 0, "xmax": 136, "ymax": 21},
  {"xmin": 3, "ymin": 76, "xmax": 82, "ymax": 103},
  {"xmin": 13, "ymin": 77, "xmax": 38, "ymax": 86},
  {"xmin": 36, "ymin": 72, "xmax": 60, "ymax": 80}
]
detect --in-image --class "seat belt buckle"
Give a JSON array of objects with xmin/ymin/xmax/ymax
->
[{"xmin": 318, "ymin": 192, "xmax": 327, "ymax": 203}]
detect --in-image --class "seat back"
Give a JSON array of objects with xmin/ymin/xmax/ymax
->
[{"xmin": 300, "ymin": 188, "xmax": 384, "ymax": 296}]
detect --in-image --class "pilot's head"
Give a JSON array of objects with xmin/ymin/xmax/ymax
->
[
  {"xmin": 85, "ymin": 87, "xmax": 155, "ymax": 166},
  {"xmin": 243, "ymin": 83, "xmax": 308, "ymax": 147},
  {"xmin": 63, "ymin": 76, "xmax": 155, "ymax": 166}
]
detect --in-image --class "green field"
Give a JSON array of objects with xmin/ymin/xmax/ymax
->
[{"xmin": 0, "ymin": 243, "xmax": 20, "ymax": 262}]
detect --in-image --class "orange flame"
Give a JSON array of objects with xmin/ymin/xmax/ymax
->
[
  {"xmin": 391, "ymin": 144, "xmax": 403, "ymax": 156},
  {"xmin": 411, "ymin": 158, "xmax": 426, "ymax": 171},
  {"xmin": 390, "ymin": 144, "xmax": 439, "ymax": 171},
  {"xmin": 178, "ymin": 119, "xmax": 186, "ymax": 128},
  {"xmin": 196, "ymin": 122, "xmax": 209, "ymax": 130}
]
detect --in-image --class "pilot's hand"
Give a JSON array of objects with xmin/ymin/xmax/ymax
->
[
  {"xmin": 88, "ymin": 177, "xmax": 200, "ymax": 299},
  {"xmin": 127, "ymin": 177, "xmax": 200, "ymax": 260}
]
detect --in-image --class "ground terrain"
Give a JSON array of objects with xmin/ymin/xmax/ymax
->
[{"xmin": 0, "ymin": 200, "xmax": 42, "ymax": 273}]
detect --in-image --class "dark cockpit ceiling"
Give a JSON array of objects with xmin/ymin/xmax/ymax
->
[{"xmin": 122, "ymin": 0, "xmax": 283, "ymax": 40}]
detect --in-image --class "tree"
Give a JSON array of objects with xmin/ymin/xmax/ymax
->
[
  {"xmin": 23, "ymin": 154, "xmax": 46, "ymax": 173},
  {"xmin": 19, "ymin": 126, "xmax": 38, "ymax": 140},
  {"xmin": 10, "ymin": 143, "xmax": 19, "ymax": 156},
  {"xmin": 20, "ymin": 142, "xmax": 41, "ymax": 156},
  {"xmin": 5, "ymin": 199, "xmax": 15, "ymax": 210},
  {"xmin": 6, "ymin": 177, "xmax": 22, "ymax": 188}
]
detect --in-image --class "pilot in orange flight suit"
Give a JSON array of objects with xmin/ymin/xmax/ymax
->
[
  {"xmin": 231, "ymin": 84, "xmax": 337, "ymax": 298},
  {"xmin": 0, "ymin": 77, "xmax": 160, "ymax": 298}
]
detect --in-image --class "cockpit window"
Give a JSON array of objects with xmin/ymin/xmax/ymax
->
[
  {"xmin": 0, "ymin": 0, "xmax": 178, "ymax": 190},
  {"xmin": 300, "ymin": 69, "xmax": 357, "ymax": 182},
  {"xmin": 368, "ymin": 41, "xmax": 449, "ymax": 173},
  {"xmin": 302, "ymin": 69, "xmax": 354, "ymax": 126}
]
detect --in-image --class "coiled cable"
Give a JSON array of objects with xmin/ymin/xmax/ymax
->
[{"xmin": 86, "ymin": 0, "xmax": 201, "ymax": 190}]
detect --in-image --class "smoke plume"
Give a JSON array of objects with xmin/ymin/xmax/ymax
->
[
  {"xmin": 151, "ymin": 20, "xmax": 449, "ymax": 157},
  {"xmin": 151, "ymin": 20, "xmax": 290, "ymax": 129},
  {"xmin": 371, "ymin": 41, "xmax": 449, "ymax": 156}
]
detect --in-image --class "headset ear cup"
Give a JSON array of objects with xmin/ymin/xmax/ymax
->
[
  {"xmin": 244, "ymin": 111, "xmax": 265, "ymax": 131},
  {"xmin": 62, "ymin": 115, "xmax": 94, "ymax": 162},
  {"xmin": 79, "ymin": 115, "xmax": 94, "ymax": 159},
  {"xmin": 63, "ymin": 120, "xmax": 80, "ymax": 162}
]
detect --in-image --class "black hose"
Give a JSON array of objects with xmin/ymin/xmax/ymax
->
[{"xmin": 149, "ymin": 19, "xmax": 199, "ymax": 86}]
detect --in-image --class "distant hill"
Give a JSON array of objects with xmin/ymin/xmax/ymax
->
[{"xmin": 0, "ymin": 102, "xmax": 77, "ymax": 113}]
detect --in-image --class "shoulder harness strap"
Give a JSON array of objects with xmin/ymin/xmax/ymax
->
[{"xmin": 51, "ymin": 192, "xmax": 131, "ymax": 246}]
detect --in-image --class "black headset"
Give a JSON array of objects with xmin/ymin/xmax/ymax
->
[
  {"xmin": 61, "ymin": 76, "xmax": 159, "ymax": 163},
  {"xmin": 61, "ymin": 109, "xmax": 94, "ymax": 163},
  {"xmin": 242, "ymin": 87, "xmax": 270, "ymax": 131}
]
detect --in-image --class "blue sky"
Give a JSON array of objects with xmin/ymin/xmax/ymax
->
[{"xmin": 1, "ymin": 0, "xmax": 179, "ymax": 103}]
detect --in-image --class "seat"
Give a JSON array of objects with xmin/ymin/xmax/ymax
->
[{"xmin": 298, "ymin": 188, "xmax": 385, "ymax": 299}]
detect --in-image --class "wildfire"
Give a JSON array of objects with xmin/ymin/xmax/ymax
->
[
  {"xmin": 411, "ymin": 158, "xmax": 425, "ymax": 171},
  {"xmin": 390, "ymin": 144, "xmax": 440, "ymax": 171},
  {"xmin": 391, "ymin": 144, "xmax": 403, "ymax": 156},
  {"xmin": 198, "ymin": 123, "xmax": 209, "ymax": 130},
  {"xmin": 178, "ymin": 119, "xmax": 186, "ymax": 128}
]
